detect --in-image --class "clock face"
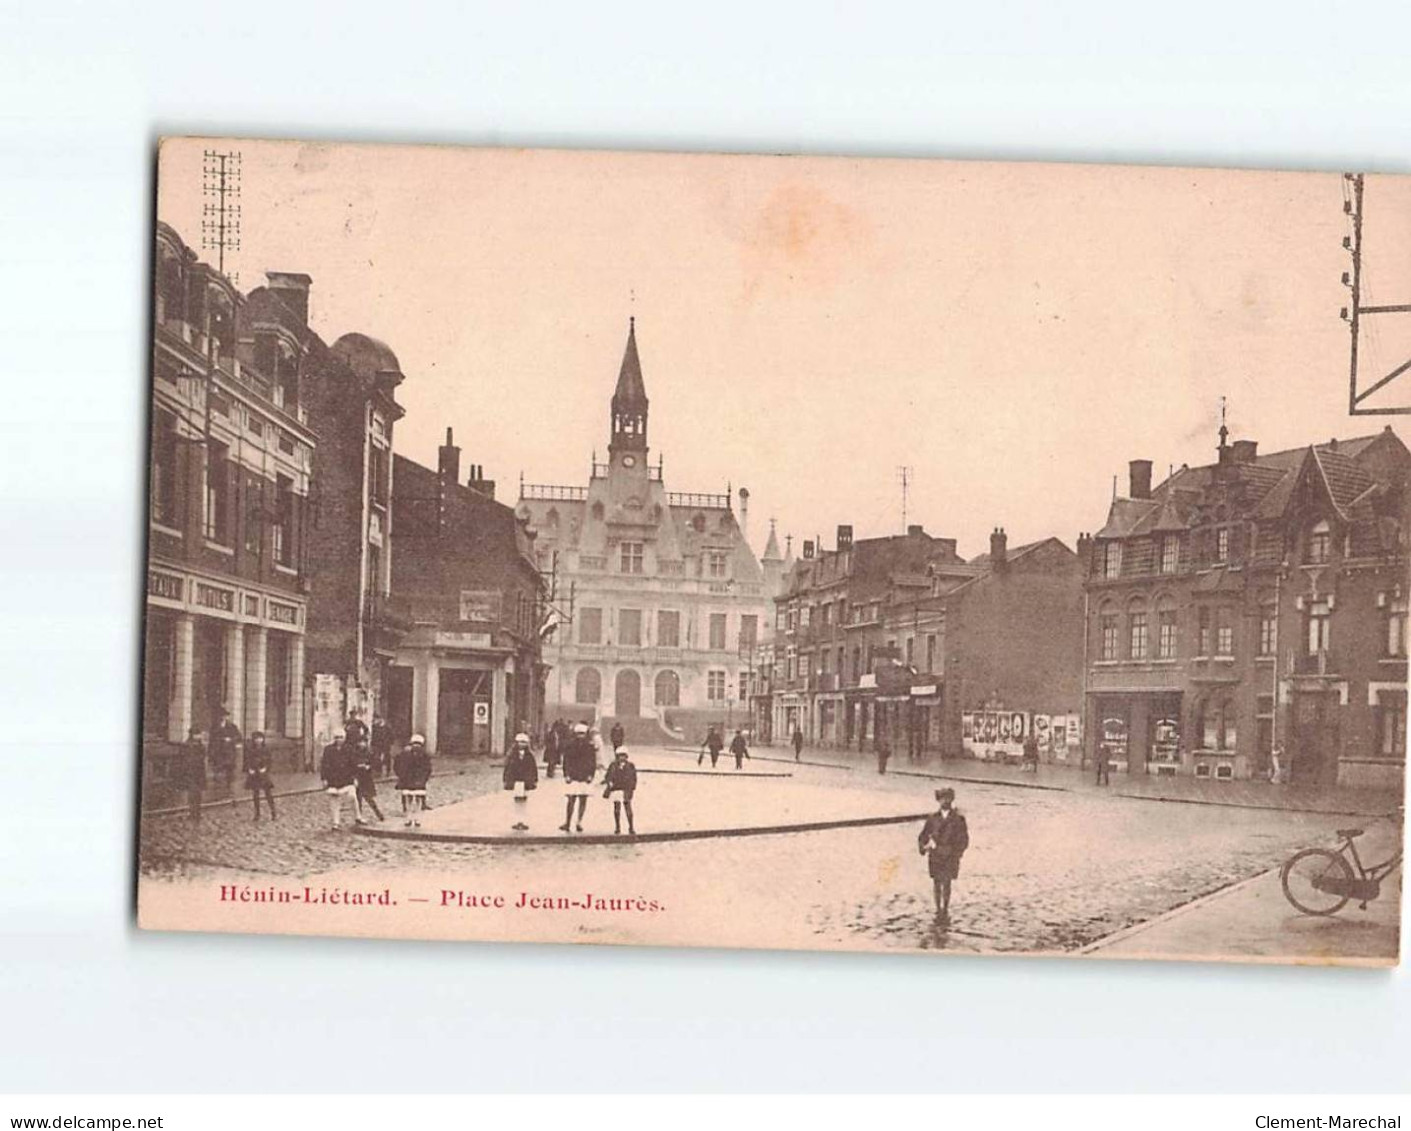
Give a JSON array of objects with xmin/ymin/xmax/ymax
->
[{"xmin": 621, "ymin": 454, "xmax": 636, "ymax": 467}]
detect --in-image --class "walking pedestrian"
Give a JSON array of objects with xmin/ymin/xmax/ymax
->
[
  {"xmin": 602, "ymin": 747, "xmax": 638, "ymax": 836},
  {"xmin": 918, "ymin": 788, "xmax": 970, "ymax": 920},
  {"xmin": 609, "ymin": 721, "xmax": 625, "ymax": 752},
  {"xmin": 791, "ymin": 725, "xmax": 804, "ymax": 762},
  {"xmin": 180, "ymin": 726, "xmax": 207, "ymax": 820},
  {"xmin": 503, "ymin": 732, "xmax": 539, "ymax": 831},
  {"xmin": 353, "ymin": 739, "xmax": 384, "ymax": 823},
  {"xmin": 243, "ymin": 731, "xmax": 276, "ymax": 821},
  {"xmin": 559, "ymin": 723, "xmax": 597, "ymax": 833},
  {"xmin": 395, "ymin": 734, "xmax": 432, "ymax": 827},
  {"xmin": 320, "ymin": 730, "xmax": 359, "ymax": 829},
  {"xmin": 730, "ymin": 727, "xmax": 751, "ymax": 770},
  {"xmin": 1094, "ymin": 742, "xmax": 1111, "ymax": 786},
  {"xmin": 344, "ymin": 710, "xmax": 369, "ymax": 754},
  {"xmin": 209, "ymin": 708, "xmax": 241, "ymax": 792},
  {"xmin": 370, "ymin": 714, "xmax": 391, "ymax": 775},
  {"xmin": 699, "ymin": 725, "xmax": 724, "ymax": 768}
]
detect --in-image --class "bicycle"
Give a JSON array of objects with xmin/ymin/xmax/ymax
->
[{"xmin": 1280, "ymin": 819, "xmax": 1403, "ymax": 917}]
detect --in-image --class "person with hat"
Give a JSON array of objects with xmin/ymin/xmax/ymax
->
[
  {"xmin": 609, "ymin": 721, "xmax": 626, "ymax": 752},
  {"xmin": 699, "ymin": 724, "xmax": 724, "ymax": 768},
  {"xmin": 503, "ymin": 732, "xmax": 539, "ymax": 831},
  {"xmin": 729, "ymin": 727, "xmax": 751, "ymax": 771},
  {"xmin": 209, "ymin": 707, "xmax": 242, "ymax": 793},
  {"xmin": 559, "ymin": 722, "xmax": 597, "ymax": 833},
  {"xmin": 917, "ymin": 788, "xmax": 970, "ymax": 921},
  {"xmin": 395, "ymin": 734, "xmax": 432, "ymax": 827},
  {"xmin": 242, "ymin": 731, "xmax": 276, "ymax": 821},
  {"xmin": 602, "ymin": 746, "xmax": 639, "ymax": 836},
  {"xmin": 353, "ymin": 736, "xmax": 384, "ymax": 823},
  {"xmin": 180, "ymin": 726, "xmax": 208, "ymax": 821},
  {"xmin": 369, "ymin": 714, "xmax": 391, "ymax": 775},
  {"xmin": 319, "ymin": 729, "xmax": 358, "ymax": 829}
]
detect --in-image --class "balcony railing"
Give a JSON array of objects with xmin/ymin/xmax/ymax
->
[
  {"xmin": 667, "ymin": 491, "xmax": 730, "ymax": 509},
  {"xmin": 522, "ymin": 483, "xmax": 588, "ymax": 502}
]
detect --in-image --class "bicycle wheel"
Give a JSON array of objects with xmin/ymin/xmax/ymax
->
[{"xmin": 1281, "ymin": 848, "xmax": 1354, "ymax": 916}]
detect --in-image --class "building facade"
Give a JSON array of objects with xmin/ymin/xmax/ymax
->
[
  {"xmin": 516, "ymin": 320, "xmax": 769, "ymax": 741},
  {"xmin": 1083, "ymin": 428, "xmax": 1409, "ymax": 788},
  {"xmin": 385, "ymin": 432, "xmax": 546, "ymax": 757},
  {"xmin": 144, "ymin": 224, "xmax": 315, "ymax": 766}
]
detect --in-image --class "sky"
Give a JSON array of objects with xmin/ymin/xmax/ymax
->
[{"xmin": 156, "ymin": 138, "xmax": 1411, "ymax": 560}]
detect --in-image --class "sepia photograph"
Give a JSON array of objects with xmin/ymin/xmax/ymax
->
[{"xmin": 135, "ymin": 137, "xmax": 1406, "ymax": 965}]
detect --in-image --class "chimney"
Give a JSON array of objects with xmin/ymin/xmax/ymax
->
[
  {"xmin": 1230, "ymin": 439, "xmax": 1258, "ymax": 464},
  {"xmin": 738, "ymin": 487, "xmax": 750, "ymax": 541},
  {"xmin": 907, "ymin": 524, "xmax": 924, "ymax": 537},
  {"xmin": 990, "ymin": 527, "xmax": 1008, "ymax": 570},
  {"xmin": 438, "ymin": 427, "xmax": 461, "ymax": 486},
  {"xmin": 803, "ymin": 539, "xmax": 815, "ymax": 560},
  {"xmin": 265, "ymin": 271, "xmax": 312, "ymax": 327},
  {"xmin": 1077, "ymin": 532, "xmax": 1093, "ymax": 566},
  {"xmin": 1129, "ymin": 459, "xmax": 1153, "ymax": 500},
  {"xmin": 468, "ymin": 463, "xmax": 496, "ymax": 501},
  {"xmin": 837, "ymin": 524, "xmax": 854, "ymax": 551}
]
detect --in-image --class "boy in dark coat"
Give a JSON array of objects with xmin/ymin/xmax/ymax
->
[
  {"xmin": 918, "ymin": 788, "xmax": 970, "ymax": 920},
  {"xmin": 209, "ymin": 709, "xmax": 241, "ymax": 792},
  {"xmin": 242, "ymin": 731, "xmax": 276, "ymax": 821},
  {"xmin": 395, "ymin": 735, "xmax": 432, "ymax": 827},
  {"xmin": 559, "ymin": 723, "xmax": 597, "ymax": 833},
  {"xmin": 609, "ymin": 721, "xmax": 625, "ymax": 751},
  {"xmin": 353, "ymin": 739, "xmax": 384, "ymax": 823},
  {"xmin": 370, "ymin": 715, "xmax": 391, "ymax": 774},
  {"xmin": 320, "ymin": 731, "xmax": 358, "ymax": 829},
  {"xmin": 181, "ymin": 727, "xmax": 207, "ymax": 820},
  {"xmin": 602, "ymin": 747, "xmax": 638, "ymax": 835},
  {"xmin": 503, "ymin": 732, "xmax": 539, "ymax": 831}
]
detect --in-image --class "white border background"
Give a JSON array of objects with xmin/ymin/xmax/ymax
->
[{"xmin": 1, "ymin": 0, "xmax": 1407, "ymax": 1094}]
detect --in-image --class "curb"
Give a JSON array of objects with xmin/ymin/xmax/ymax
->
[
  {"xmin": 142, "ymin": 767, "xmax": 478, "ymax": 819},
  {"xmin": 352, "ymin": 809, "xmax": 932, "ymax": 847},
  {"xmin": 1077, "ymin": 865, "xmax": 1280, "ymax": 955}
]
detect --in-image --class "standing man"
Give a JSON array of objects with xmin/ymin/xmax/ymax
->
[
  {"xmin": 352, "ymin": 738, "xmax": 384, "ymax": 823},
  {"xmin": 729, "ymin": 727, "xmax": 751, "ymax": 771},
  {"xmin": 369, "ymin": 714, "xmax": 391, "ymax": 775},
  {"xmin": 503, "ymin": 732, "xmax": 539, "ymax": 831},
  {"xmin": 791, "ymin": 725, "xmax": 804, "ymax": 762},
  {"xmin": 395, "ymin": 734, "xmax": 432, "ymax": 827},
  {"xmin": 609, "ymin": 720, "xmax": 625, "ymax": 753},
  {"xmin": 1094, "ymin": 741, "xmax": 1111, "ymax": 786},
  {"xmin": 344, "ymin": 710, "xmax": 369, "ymax": 754},
  {"xmin": 559, "ymin": 722, "xmax": 597, "ymax": 833},
  {"xmin": 918, "ymin": 788, "xmax": 970, "ymax": 921},
  {"xmin": 243, "ymin": 731, "xmax": 276, "ymax": 821},
  {"xmin": 209, "ymin": 708, "xmax": 242, "ymax": 793},
  {"xmin": 180, "ymin": 726, "xmax": 207, "ymax": 821},
  {"xmin": 602, "ymin": 747, "xmax": 638, "ymax": 836},
  {"xmin": 544, "ymin": 720, "xmax": 562, "ymax": 780},
  {"xmin": 320, "ymin": 729, "xmax": 359, "ymax": 829},
  {"xmin": 1022, "ymin": 731, "xmax": 1040, "ymax": 774},
  {"xmin": 876, "ymin": 737, "xmax": 891, "ymax": 775}
]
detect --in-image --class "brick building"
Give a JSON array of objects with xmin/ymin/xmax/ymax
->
[
  {"xmin": 1083, "ymin": 426, "xmax": 1409, "ymax": 788},
  {"xmin": 516, "ymin": 319, "xmax": 769, "ymax": 743},
  {"xmin": 144, "ymin": 224, "xmax": 315, "ymax": 767},
  {"xmin": 386, "ymin": 430, "xmax": 546, "ymax": 756}
]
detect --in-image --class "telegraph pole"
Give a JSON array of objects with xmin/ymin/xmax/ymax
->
[
  {"xmin": 898, "ymin": 465, "xmax": 913, "ymax": 532},
  {"xmin": 1342, "ymin": 172, "xmax": 1411, "ymax": 415},
  {"xmin": 201, "ymin": 149, "xmax": 242, "ymax": 280}
]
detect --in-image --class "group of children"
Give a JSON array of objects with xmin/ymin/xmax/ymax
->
[
  {"xmin": 319, "ymin": 725, "xmax": 431, "ymax": 829},
  {"xmin": 505, "ymin": 723, "xmax": 639, "ymax": 836}
]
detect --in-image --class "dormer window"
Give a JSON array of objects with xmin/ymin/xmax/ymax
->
[
  {"xmin": 1160, "ymin": 535, "xmax": 1179, "ymax": 575},
  {"xmin": 1103, "ymin": 541, "xmax": 1122, "ymax": 580},
  {"xmin": 1214, "ymin": 527, "xmax": 1230, "ymax": 563},
  {"xmin": 1307, "ymin": 521, "xmax": 1332, "ymax": 565}
]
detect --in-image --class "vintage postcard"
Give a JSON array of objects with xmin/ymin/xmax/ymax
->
[{"xmin": 137, "ymin": 138, "xmax": 1406, "ymax": 964}]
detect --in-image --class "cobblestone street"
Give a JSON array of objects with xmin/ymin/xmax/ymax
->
[{"xmin": 138, "ymin": 747, "xmax": 1395, "ymax": 957}]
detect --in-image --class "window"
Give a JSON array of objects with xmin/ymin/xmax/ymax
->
[
  {"xmin": 852, "ymin": 647, "xmax": 862, "ymax": 682},
  {"xmin": 369, "ymin": 445, "xmax": 388, "ymax": 507},
  {"xmin": 819, "ymin": 604, "xmax": 831, "ymax": 628},
  {"xmin": 1215, "ymin": 527, "xmax": 1230, "ymax": 563},
  {"xmin": 654, "ymin": 670, "xmax": 680, "ymax": 707},
  {"xmin": 1103, "ymin": 541, "xmax": 1122, "ymax": 579},
  {"xmin": 150, "ymin": 408, "xmax": 180, "ymax": 527},
  {"xmin": 1215, "ymin": 608, "xmax": 1234, "ymax": 656},
  {"xmin": 1100, "ymin": 608, "xmax": 1119, "ymax": 661},
  {"xmin": 1200, "ymin": 698, "xmax": 1238, "ymax": 751},
  {"xmin": 905, "ymin": 636, "xmax": 915, "ymax": 665},
  {"xmin": 1128, "ymin": 609, "xmax": 1148, "ymax": 661},
  {"xmin": 1386, "ymin": 597, "xmax": 1407, "ymax": 658},
  {"xmin": 618, "ymin": 608, "xmax": 642, "ymax": 647},
  {"xmin": 366, "ymin": 543, "xmax": 380, "ymax": 600},
  {"xmin": 1377, "ymin": 690, "xmax": 1407, "ymax": 757},
  {"xmin": 1307, "ymin": 599, "xmax": 1331, "ymax": 655},
  {"xmin": 1160, "ymin": 536, "xmax": 1179, "ymax": 575},
  {"xmin": 578, "ymin": 607, "xmax": 602, "ymax": 645},
  {"xmin": 707, "ymin": 550, "xmax": 728, "ymax": 578},
  {"xmin": 739, "ymin": 615, "xmax": 758, "ymax": 648},
  {"xmin": 1258, "ymin": 603, "xmax": 1276, "ymax": 657},
  {"xmin": 926, "ymin": 635, "xmax": 937, "ymax": 673},
  {"xmin": 273, "ymin": 474, "xmax": 293, "ymax": 566},
  {"xmin": 1307, "ymin": 521, "xmax": 1332, "ymax": 565},
  {"xmin": 574, "ymin": 668, "xmax": 601, "ymax": 703},
  {"xmin": 820, "ymin": 650, "xmax": 831, "ymax": 676},
  {"xmin": 738, "ymin": 672, "xmax": 748, "ymax": 702},
  {"xmin": 785, "ymin": 650, "xmax": 796, "ymax": 681},
  {"xmin": 707, "ymin": 670, "xmax": 726, "ymax": 702},
  {"xmin": 1197, "ymin": 608, "xmax": 1211, "ymax": 656},
  {"xmin": 203, "ymin": 440, "xmax": 231, "ymax": 544},
  {"xmin": 709, "ymin": 613, "xmax": 727, "ymax": 650},
  {"xmin": 620, "ymin": 542, "xmax": 644, "ymax": 574},
  {"xmin": 657, "ymin": 610, "xmax": 680, "ymax": 648},
  {"xmin": 1157, "ymin": 603, "xmax": 1177, "ymax": 660}
]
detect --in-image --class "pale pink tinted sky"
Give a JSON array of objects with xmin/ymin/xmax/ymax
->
[{"xmin": 157, "ymin": 139, "xmax": 1411, "ymax": 559}]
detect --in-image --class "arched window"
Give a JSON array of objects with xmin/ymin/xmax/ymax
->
[
  {"xmin": 1155, "ymin": 595, "xmax": 1178, "ymax": 660},
  {"xmin": 1307, "ymin": 520, "xmax": 1332, "ymax": 565},
  {"xmin": 654, "ymin": 669, "xmax": 681, "ymax": 707},
  {"xmin": 1099, "ymin": 600, "xmax": 1119, "ymax": 661},
  {"xmin": 545, "ymin": 507, "xmax": 560, "ymax": 529},
  {"xmin": 157, "ymin": 246, "xmax": 184, "ymax": 322},
  {"xmin": 574, "ymin": 668, "xmax": 601, "ymax": 704},
  {"xmin": 1126, "ymin": 597, "xmax": 1148, "ymax": 661}
]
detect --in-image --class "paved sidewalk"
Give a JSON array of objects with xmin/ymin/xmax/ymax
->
[
  {"xmin": 1085, "ymin": 820, "xmax": 1403, "ymax": 965},
  {"xmin": 748, "ymin": 744, "xmax": 1403, "ymax": 817}
]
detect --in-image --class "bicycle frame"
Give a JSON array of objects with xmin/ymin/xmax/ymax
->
[{"xmin": 1342, "ymin": 837, "xmax": 1403, "ymax": 884}]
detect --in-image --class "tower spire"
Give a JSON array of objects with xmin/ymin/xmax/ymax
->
[{"xmin": 609, "ymin": 316, "xmax": 649, "ymax": 457}]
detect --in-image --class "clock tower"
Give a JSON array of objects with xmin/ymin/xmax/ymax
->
[{"xmin": 608, "ymin": 316, "xmax": 649, "ymax": 474}]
